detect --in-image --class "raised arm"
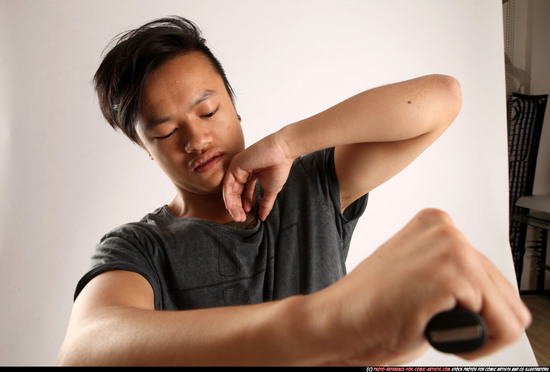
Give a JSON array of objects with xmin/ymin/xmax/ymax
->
[
  {"xmin": 223, "ymin": 74, "xmax": 461, "ymax": 221},
  {"xmin": 288, "ymin": 74, "xmax": 462, "ymax": 210}
]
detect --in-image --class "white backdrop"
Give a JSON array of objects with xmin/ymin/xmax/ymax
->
[{"xmin": 0, "ymin": 0, "xmax": 537, "ymax": 366}]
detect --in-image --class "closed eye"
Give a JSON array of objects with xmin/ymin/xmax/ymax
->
[
  {"xmin": 201, "ymin": 106, "xmax": 219, "ymax": 118},
  {"xmin": 156, "ymin": 128, "xmax": 177, "ymax": 139}
]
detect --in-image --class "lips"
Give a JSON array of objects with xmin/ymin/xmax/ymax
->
[{"xmin": 191, "ymin": 150, "xmax": 224, "ymax": 173}]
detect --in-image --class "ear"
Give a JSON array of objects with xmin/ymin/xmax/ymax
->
[
  {"xmin": 136, "ymin": 133, "xmax": 154, "ymax": 160},
  {"xmin": 139, "ymin": 142, "xmax": 154, "ymax": 160},
  {"xmin": 139, "ymin": 141, "xmax": 154, "ymax": 160}
]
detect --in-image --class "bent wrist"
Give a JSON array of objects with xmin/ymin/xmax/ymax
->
[{"xmin": 274, "ymin": 124, "xmax": 306, "ymax": 161}]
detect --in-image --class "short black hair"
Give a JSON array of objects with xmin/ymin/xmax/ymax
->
[{"xmin": 94, "ymin": 16, "xmax": 235, "ymax": 145}]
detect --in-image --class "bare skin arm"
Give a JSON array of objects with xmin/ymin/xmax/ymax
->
[
  {"xmin": 223, "ymin": 74, "xmax": 461, "ymax": 221},
  {"xmin": 57, "ymin": 271, "xmax": 326, "ymax": 366},
  {"xmin": 58, "ymin": 75, "xmax": 529, "ymax": 366},
  {"xmin": 57, "ymin": 210, "xmax": 530, "ymax": 366}
]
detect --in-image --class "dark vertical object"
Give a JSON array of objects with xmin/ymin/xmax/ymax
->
[{"xmin": 507, "ymin": 93, "xmax": 548, "ymax": 285}]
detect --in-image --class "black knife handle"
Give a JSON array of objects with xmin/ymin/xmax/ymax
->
[{"xmin": 425, "ymin": 308, "xmax": 488, "ymax": 354}]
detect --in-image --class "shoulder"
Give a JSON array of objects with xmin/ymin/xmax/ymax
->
[
  {"xmin": 270, "ymin": 148, "xmax": 338, "ymax": 218},
  {"xmin": 295, "ymin": 147, "xmax": 335, "ymax": 169},
  {"xmin": 95, "ymin": 207, "xmax": 172, "ymax": 255},
  {"xmin": 289, "ymin": 147, "xmax": 336, "ymax": 187}
]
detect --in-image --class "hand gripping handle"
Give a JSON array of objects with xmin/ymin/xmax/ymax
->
[{"xmin": 425, "ymin": 308, "xmax": 488, "ymax": 354}]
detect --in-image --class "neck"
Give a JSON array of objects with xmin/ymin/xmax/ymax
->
[
  {"xmin": 168, "ymin": 191, "xmax": 232, "ymax": 224},
  {"xmin": 168, "ymin": 188, "xmax": 258, "ymax": 228}
]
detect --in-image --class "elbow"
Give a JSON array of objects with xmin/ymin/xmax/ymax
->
[
  {"xmin": 57, "ymin": 342, "xmax": 103, "ymax": 367},
  {"xmin": 57, "ymin": 334, "xmax": 112, "ymax": 366},
  {"xmin": 416, "ymin": 74, "xmax": 462, "ymax": 133},
  {"xmin": 57, "ymin": 343, "xmax": 77, "ymax": 366},
  {"xmin": 445, "ymin": 75, "xmax": 462, "ymax": 119},
  {"xmin": 56, "ymin": 353, "xmax": 71, "ymax": 366},
  {"xmin": 433, "ymin": 74, "xmax": 462, "ymax": 121},
  {"xmin": 57, "ymin": 336, "xmax": 89, "ymax": 366},
  {"xmin": 57, "ymin": 332, "xmax": 97, "ymax": 366}
]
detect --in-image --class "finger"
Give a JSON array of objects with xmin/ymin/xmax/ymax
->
[
  {"xmin": 229, "ymin": 204, "xmax": 246, "ymax": 222},
  {"xmin": 242, "ymin": 178, "xmax": 257, "ymax": 213},
  {"xmin": 222, "ymin": 174, "xmax": 246, "ymax": 222},
  {"xmin": 258, "ymin": 192, "xmax": 277, "ymax": 221},
  {"xmin": 478, "ymin": 253, "xmax": 532, "ymax": 329},
  {"xmin": 222, "ymin": 175, "xmax": 238, "ymax": 210},
  {"xmin": 229, "ymin": 194, "xmax": 246, "ymax": 222},
  {"xmin": 457, "ymin": 256, "xmax": 529, "ymax": 360},
  {"xmin": 222, "ymin": 171, "xmax": 235, "ymax": 208}
]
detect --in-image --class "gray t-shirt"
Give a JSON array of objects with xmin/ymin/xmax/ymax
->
[{"xmin": 75, "ymin": 148, "xmax": 368, "ymax": 310}]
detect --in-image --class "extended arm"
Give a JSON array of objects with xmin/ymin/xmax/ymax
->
[
  {"xmin": 57, "ymin": 270, "xmax": 329, "ymax": 366},
  {"xmin": 57, "ymin": 211, "xmax": 529, "ymax": 366}
]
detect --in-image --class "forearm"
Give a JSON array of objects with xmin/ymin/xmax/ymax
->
[
  {"xmin": 222, "ymin": 74, "xmax": 461, "ymax": 221},
  {"xmin": 278, "ymin": 74, "xmax": 461, "ymax": 159},
  {"xmin": 58, "ymin": 295, "xmax": 339, "ymax": 366}
]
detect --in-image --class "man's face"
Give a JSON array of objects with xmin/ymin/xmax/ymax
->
[{"xmin": 136, "ymin": 52, "xmax": 245, "ymax": 197}]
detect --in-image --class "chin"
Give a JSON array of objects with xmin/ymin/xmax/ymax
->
[{"xmin": 190, "ymin": 179, "xmax": 225, "ymax": 196}]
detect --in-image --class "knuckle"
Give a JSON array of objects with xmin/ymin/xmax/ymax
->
[
  {"xmin": 430, "ymin": 225, "xmax": 476, "ymax": 273},
  {"xmin": 440, "ymin": 236, "xmax": 474, "ymax": 268},
  {"xmin": 429, "ymin": 222, "xmax": 470, "ymax": 255},
  {"xmin": 414, "ymin": 208, "xmax": 454, "ymax": 227},
  {"xmin": 496, "ymin": 320, "xmax": 523, "ymax": 345},
  {"xmin": 433, "ymin": 223, "xmax": 461, "ymax": 241}
]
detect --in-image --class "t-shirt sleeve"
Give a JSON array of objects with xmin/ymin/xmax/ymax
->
[
  {"xmin": 74, "ymin": 222, "xmax": 163, "ymax": 306},
  {"xmin": 297, "ymin": 147, "xmax": 368, "ymax": 225},
  {"xmin": 290, "ymin": 147, "xmax": 368, "ymax": 263}
]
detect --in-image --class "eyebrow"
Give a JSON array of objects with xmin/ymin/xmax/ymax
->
[{"xmin": 144, "ymin": 89, "xmax": 218, "ymax": 129}]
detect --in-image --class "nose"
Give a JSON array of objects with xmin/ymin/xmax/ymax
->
[{"xmin": 183, "ymin": 120, "xmax": 213, "ymax": 153}]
